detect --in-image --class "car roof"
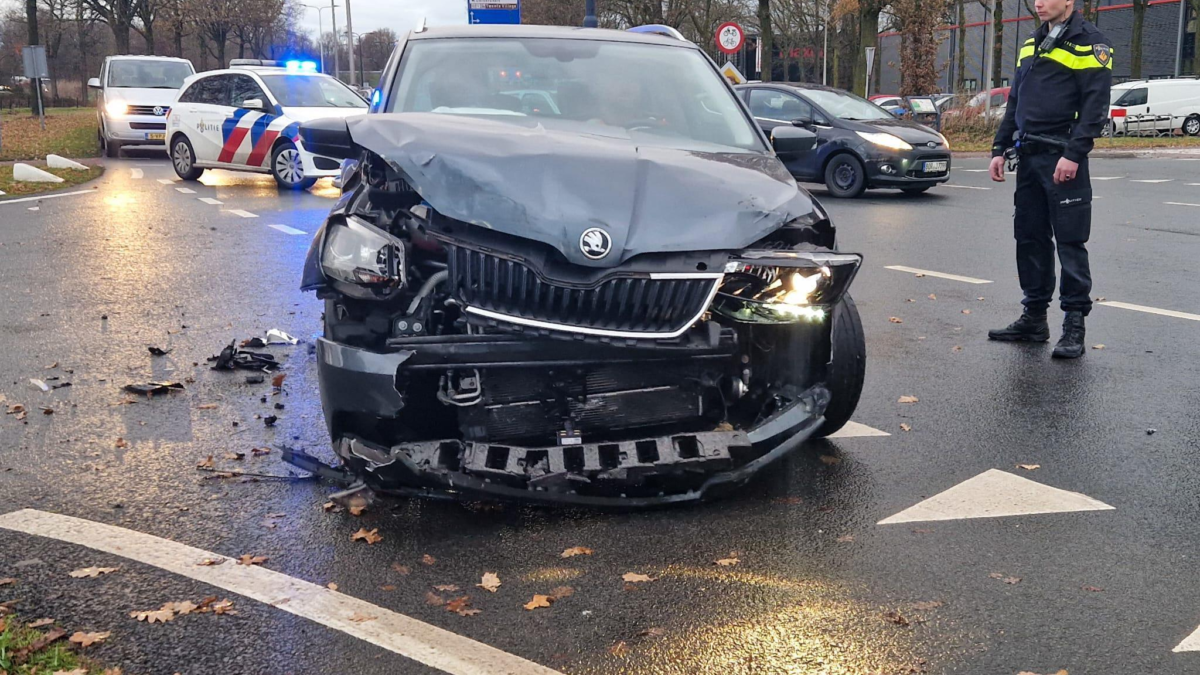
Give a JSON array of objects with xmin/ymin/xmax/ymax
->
[
  {"xmin": 105, "ymin": 55, "xmax": 192, "ymax": 63},
  {"xmin": 408, "ymin": 24, "xmax": 696, "ymax": 49},
  {"xmin": 190, "ymin": 68, "xmax": 328, "ymax": 79}
]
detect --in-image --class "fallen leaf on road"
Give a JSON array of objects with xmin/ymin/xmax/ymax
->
[
  {"xmin": 989, "ymin": 573, "xmax": 1022, "ymax": 584},
  {"xmin": 26, "ymin": 618, "xmax": 55, "ymax": 628},
  {"xmin": 818, "ymin": 454, "xmax": 840, "ymax": 465},
  {"xmin": 131, "ymin": 608, "xmax": 175, "ymax": 624},
  {"xmin": 251, "ymin": 447, "xmax": 270, "ymax": 457},
  {"xmin": 326, "ymin": 583, "xmax": 339, "ymax": 591},
  {"xmin": 351, "ymin": 528, "xmax": 382, "ymax": 545},
  {"xmin": 115, "ymin": 438, "xmax": 129, "ymax": 449},
  {"xmin": 69, "ymin": 631, "xmax": 110, "ymax": 647},
  {"xmin": 165, "ymin": 601, "xmax": 197, "ymax": 615},
  {"xmin": 69, "ymin": 566, "xmax": 118, "ymax": 578},
  {"xmin": 906, "ymin": 298, "xmax": 915, "ymax": 302},
  {"xmin": 962, "ymin": 309, "xmax": 972, "ymax": 314},
  {"xmin": 977, "ymin": 297, "xmax": 986, "ymax": 301},
  {"xmin": 915, "ymin": 273, "xmax": 926, "ymax": 278},
  {"xmin": 433, "ymin": 584, "xmax": 460, "ymax": 592},
  {"xmin": 714, "ymin": 557, "xmax": 739, "ymax": 567},
  {"xmin": 836, "ymin": 535, "xmax": 855, "ymax": 543},
  {"xmin": 883, "ymin": 610, "xmax": 910, "ymax": 626},
  {"xmin": 208, "ymin": 599, "xmax": 236, "ymax": 615},
  {"xmin": 561, "ymin": 546, "xmax": 593, "ymax": 558},
  {"xmin": 391, "ymin": 563, "xmax": 411, "ymax": 575},
  {"xmin": 348, "ymin": 612, "xmax": 376, "ymax": 623},
  {"xmin": 381, "ymin": 585, "xmax": 397, "ymax": 591},
  {"xmin": 445, "ymin": 596, "xmax": 477, "ymax": 616},
  {"xmin": 323, "ymin": 501, "xmax": 336, "ymax": 512},
  {"xmin": 927, "ymin": 293, "xmax": 936, "ymax": 300},
  {"xmin": 1016, "ymin": 464, "xmax": 1040, "ymax": 471},
  {"xmin": 1082, "ymin": 585, "xmax": 1104, "ymax": 592},
  {"xmin": 0, "ymin": 578, "xmax": 15, "ymax": 586},
  {"xmin": 898, "ymin": 395, "xmax": 919, "ymax": 404},
  {"xmin": 952, "ymin": 345, "xmax": 963, "ymax": 352},
  {"xmin": 524, "ymin": 594, "xmax": 553, "ymax": 610},
  {"xmin": 478, "ymin": 572, "xmax": 501, "ymax": 593},
  {"xmin": 196, "ymin": 558, "xmax": 225, "ymax": 566},
  {"xmin": 348, "ymin": 506, "xmax": 366, "ymax": 516},
  {"xmin": 637, "ymin": 627, "xmax": 665, "ymax": 638},
  {"xmin": 911, "ymin": 600, "xmax": 943, "ymax": 611},
  {"xmin": 889, "ymin": 317, "xmax": 903, "ymax": 324},
  {"xmin": 550, "ymin": 586, "xmax": 574, "ymax": 600},
  {"xmin": 1092, "ymin": 344, "xmax": 1105, "ymax": 350},
  {"xmin": 223, "ymin": 452, "xmax": 245, "ymax": 461},
  {"xmin": 422, "ymin": 554, "xmax": 436, "ymax": 566},
  {"xmin": 272, "ymin": 373, "xmax": 287, "ymax": 389},
  {"xmin": 622, "ymin": 572, "xmax": 654, "ymax": 583},
  {"xmin": 197, "ymin": 455, "xmax": 214, "ymax": 469},
  {"xmin": 237, "ymin": 555, "xmax": 268, "ymax": 566},
  {"xmin": 197, "ymin": 403, "xmax": 218, "ymax": 410},
  {"xmin": 900, "ymin": 423, "xmax": 912, "ymax": 432},
  {"xmin": 425, "ymin": 592, "xmax": 445, "ymax": 606}
]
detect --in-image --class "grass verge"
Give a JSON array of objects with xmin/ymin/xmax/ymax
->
[
  {"xmin": 0, "ymin": 108, "xmax": 99, "ymax": 162},
  {"xmin": 0, "ymin": 165, "xmax": 104, "ymax": 198},
  {"xmin": 946, "ymin": 130, "xmax": 1200, "ymax": 153},
  {"xmin": 0, "ymin": 614, "xmax": 111, "ymax": 674}
]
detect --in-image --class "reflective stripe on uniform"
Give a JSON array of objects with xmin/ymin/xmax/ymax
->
[{"xmin": 1018, "ymin": 43, "xmax": 1112, "ymax": 70}]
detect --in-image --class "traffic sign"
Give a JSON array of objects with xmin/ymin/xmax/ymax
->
[
  {"xmin": 716, "ymin": 22, "xmax": 744, "ymax": 55},
  {"xmin": 720, "ymin": 62, "xmax": 747, "ymax": 85},
  {"xmin": 22, "ymin": 46, "xmax": 49, "ymax": 80},
  {"xmin": 468, "ymin": 0, "xmax": 520, "ymax": 24}
]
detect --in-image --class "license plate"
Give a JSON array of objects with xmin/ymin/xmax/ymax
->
[
  {"xmin": 923, "ymin": 160, "xmax": 947, "ymax": 173},
  {"xmin": 146, "ymin": 133, "xmax": 165, "ymax": 141}
]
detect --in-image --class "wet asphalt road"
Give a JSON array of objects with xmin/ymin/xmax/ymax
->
[{"xmin": 2, "ymin": 152, "xmax": 1200, "ymax": 675}]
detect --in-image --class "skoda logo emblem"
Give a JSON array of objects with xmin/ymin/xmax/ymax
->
[
  {"xmin": 579, "ymin": 228, "xmax": 612, "ymax": 260},
  {"xmin": 153, "ymin": 106, "xmax": 164, "ymax": 116}
]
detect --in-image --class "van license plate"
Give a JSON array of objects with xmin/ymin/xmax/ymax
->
[
  {"xmin": 923, "ymin": 161, "xmax": 947, "ymax": 173},
  {"xmin": 146, "ymin": 133, "xmax": 165, "ymax": 141}
]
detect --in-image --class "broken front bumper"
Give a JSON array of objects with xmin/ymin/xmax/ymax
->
[{"xmin": 315, "ymin": 337, "xmax": 830, "ymax": 507}]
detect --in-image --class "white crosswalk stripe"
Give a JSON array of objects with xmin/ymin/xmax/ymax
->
[
  {"xmin": 130, "ymin": 168, "xmax": 143, "ymax": 179},
  {"xmin": 198, "ymin": 197, "xmax": 223, "ymax": 205},
  {"xmin": 267, "ymin": 224, "xmax": 307, "ymax": 235},
  {"xmin": 175, "ymin": 187, "xmax": 196, "ymax": 194},
  {"xmin": 228, "ymin": 209, "xmax": 258, "ymax": 218}
]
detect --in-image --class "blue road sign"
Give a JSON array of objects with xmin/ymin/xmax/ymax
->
[{"xmin": 468, "ymin": 0, "xmax": 520, "ymax": 24}]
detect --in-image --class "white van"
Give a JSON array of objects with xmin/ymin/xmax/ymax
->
[
  {"xmin": 89, "ymin": 55, "xmax": 196, "ymax": 157},
  {"xmin": 1109, "ymin": 78, "xmax": 1200, "ymax": 136}
]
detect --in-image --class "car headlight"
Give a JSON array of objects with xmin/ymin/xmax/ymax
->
[
  {"xmin": 856, "ymin": 131, "xmax": 912, "ymax": 151},
  {"xmin": 937, "ymin": 133, "xmax": 951, "ymax": 150},
  {"xmin": 321, "ymin": 216, "xmax": 406, "ymax": 289},
  {"xmin": 105, "ymin": 100, "xmax": 128, "ymax": 117},
  {"xmin": 714, "ymin": 251, "xmax": 862, "ymax": 324}
]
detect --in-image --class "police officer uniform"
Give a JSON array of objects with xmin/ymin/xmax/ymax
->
[{"xmin": 988, "ymin": 10, "xmax": 1112, "ymax": 359}]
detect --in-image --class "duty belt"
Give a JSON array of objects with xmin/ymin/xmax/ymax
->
[{"xmin": 1014, "ymin": 131, "xmax": 1070, "ymax": 155}]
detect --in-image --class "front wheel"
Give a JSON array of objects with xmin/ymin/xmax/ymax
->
[
  {"xmin": 1183, "ymin": 115, "xmax": 1200, "ymax": 137},
  {"xmin": 824, "ymin": 154, "xmax": 867, "ymax": 198},
  {"xmin": 813, "ymin": 295, "xmax": 866, "ymax": 438},
  {"xmin": 104, "ymin": 134, "xmax": 122, "ymax": 159},
  {"xmin": 170, "ymin": 136, "xmax": 204, "ymax": 180},
  {"xmin": 272, "ymin": 141, "xmax": 317, "ymax": 190}
]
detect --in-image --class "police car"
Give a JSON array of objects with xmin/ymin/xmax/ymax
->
[{"xmin": 167, "ymin": 60, "xmax": 368, "ymax": 189}]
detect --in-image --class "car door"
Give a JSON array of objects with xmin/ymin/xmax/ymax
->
[
  {"xmin": 228, "ymin": 74, "xmax": 277, "ymax": 168},
  {"xmin": 185, "ymin": 75, "xmax": 233, "ymax": 163},
  {"xmin": 746, "ymin": 88, "xmax": 820, "ymax": 179},
  {"xmin": 1114, "ymin": 86, "xmax": 1149, "ymax": 134}
]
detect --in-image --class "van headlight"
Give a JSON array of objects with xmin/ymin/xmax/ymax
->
[
  {"xmin": 714, "ymin": 251, "xmax": 862, "ymax": 323},
  {"xmin": 856, "ymin": 131, "xmax": 912, "ymax": 151},
  {"xmin": 105, "ymin": 100, "xmax": 128, "ymax": 117},
  {"xmin": 321, "ymin": 216, "xmax": 406, "ymax": 290}
]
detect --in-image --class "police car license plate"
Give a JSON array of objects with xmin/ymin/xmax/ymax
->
[
  {"xmin": 923, "ymin": 160, "xmax": 947, "ymax": 173},
  {"xmin": 146, "ymin": 133, "xmax": 165, "ymax": 141}
]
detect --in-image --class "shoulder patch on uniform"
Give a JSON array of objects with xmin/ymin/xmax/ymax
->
[{"xmin": 1093, "ymin": 44, "xmax": 1112, "ymax": 66}]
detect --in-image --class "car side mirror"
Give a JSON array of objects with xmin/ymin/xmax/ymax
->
[
  {"xmin": 299, "ymin": 117, "xmax": 355, "ymax": 160},
  {"xmin": 791, "ymin": 114, "xmax": 814, "ymax": 129},
  {"xmin": 88, "ymin": 78, "xmax": 101, "ymax": 89},
  {"xmin": 241, "ymin": 98, "xmax": 266, "ymax": 111},
  {"xmin": 771, "ymin": 125, "xmax": 817, "ymax": 153}
]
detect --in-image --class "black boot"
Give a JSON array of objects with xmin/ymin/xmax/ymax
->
[
  {"xmin": 1052, "ymin": 311, "xmax": 1086, "ymax": 359},
  {"xmin": 988, "ymin": 311, "xmax": 1050, "ymax": 342}
]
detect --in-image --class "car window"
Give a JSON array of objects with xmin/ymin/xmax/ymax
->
[
  {"xmin": 107, "ymin": 60, "xmax": 194, "ymax": 89},
  {"xmin": 797, "ymin": 88, "xmax": 892, "ymax": 121},
  {"xmin": 258, "ymin": 74, "xmax": 367, "ymax": 108},
  {"xmin": 1115, "ymin": 87, "xmax": 1147, "ymax": 106},
  {"xmin": 748, "ymin": 89, "xmax": 812, "ymax": 121},
  {"xmin": 390, "ymin": 38, "xmax": 764, "ymax": 153},
  {"xmin": 230, "ymin": 75, "xmax": 267, "ymax": 108},
  {"xmin": 180, "ymin": 75, "xmax": 230, "ymax": 106},
  {"xmin": 990, "ymin": 93, "xmax": 1006, "ymax": 106}
]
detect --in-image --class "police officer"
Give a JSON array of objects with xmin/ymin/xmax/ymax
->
[{"xmin": 987, "ymin": 0, "xmax": 1112, "ymax": 359}]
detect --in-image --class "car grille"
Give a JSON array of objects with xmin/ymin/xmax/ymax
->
[
  {"xmin": 128, "ymin": 105, "xmax": 169, "ymax": 116},
  {"xmin": 129, "ymin": 122, "xmax": 166, "ymax": 130},
  {"xmin": 447, "ymin": 246, "xmax": 720, "ymax": 338}
]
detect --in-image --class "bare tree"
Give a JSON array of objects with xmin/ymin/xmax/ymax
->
[
  {"xmin": 1130, "ymin": 0, "xmax": 1146, "ymax": 77},
  {"xmin": 82, "ymin": 0, "xmax": 139, "ymax": 53},
  {"xmin": 890, "ymin": 0, "xmax": 951, "ymax": 94}
]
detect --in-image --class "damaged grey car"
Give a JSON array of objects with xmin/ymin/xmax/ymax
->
[{"xmin": 292, "ymin": 25, "xmax": 866, "ymax": 506}]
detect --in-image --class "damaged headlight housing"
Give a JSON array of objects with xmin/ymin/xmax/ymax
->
[
  {"xmin": 713, "ymin": 250, "xmax": 862, "ymax": 323},
  {"xmin": 321, "ymin": 216, "xmax": 406, "ymax": 292}
]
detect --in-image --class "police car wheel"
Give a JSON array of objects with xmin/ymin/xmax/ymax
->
[
  {"xmin": 813, "ymin": 294, "xmax": 866, "ymax": 438},
  {"xmin": 272, "ymin": 142, "xmax": 316, "ymax": 190},
  {"xmin": 824, "ymin": 154, "xmax": 867, "ymax": 198},
  {"xmin": 1184, "ymin": 115, "xmax": 1200, "ymax": 137},
  {"xmin": 171, "ymin": 136, "xmax": 204, "ymax": 180}
]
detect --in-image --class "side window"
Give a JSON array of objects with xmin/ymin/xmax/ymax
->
[
  {"xmin": 748, "ymin": 89, "xmax": 812, "ymax": 121},
  {"xmin": 230, "ymin": 75, "xmax": 267, "ymax": 108},
  {"xmin": 193, "ymin": 75, "xmax": 231, "ymax": 106},
  {"xmin": 990, "ymin": 93, "xmax": 1006, "ymax": 106},
  {"xmin": 178, "ymin": 82, "xmax": 199, "ymax": 103},
  {"xmin": 1116, "ymin": 87, "xmax": 1148, "ymax": 106}
]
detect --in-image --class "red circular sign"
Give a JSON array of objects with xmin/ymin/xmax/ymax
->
[{"xmin": 716, "ymin": 22, "xmax": 745, "ymax": 55}]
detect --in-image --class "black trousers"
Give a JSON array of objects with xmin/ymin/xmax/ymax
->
[{"xmin": 1012, "ymin": 151, "xmax": 1093, "ymax": 316}]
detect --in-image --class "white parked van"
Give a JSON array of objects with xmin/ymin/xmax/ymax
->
[
  {"xmin": 1109, "ymin": 78, "xmax": 1200, "ymax": 136},
  {"xmin": 89, "ymin": 55, "xmax": 196, "ymax": 157}
]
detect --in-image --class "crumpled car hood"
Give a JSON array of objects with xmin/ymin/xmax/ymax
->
[{"xmin": 346, "ymin": 113, "xmax": 815, "ymax": 267}]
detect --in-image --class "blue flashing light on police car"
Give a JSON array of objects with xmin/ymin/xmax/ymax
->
[{"xmin": 285, "ymin": 60, "xmax": 319, "ymax": 74}]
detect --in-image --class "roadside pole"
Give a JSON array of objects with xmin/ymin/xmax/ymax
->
[
  {"xmin": 865, "ymin": 46, "xmax": 875, "ymax": 98},
  {"xmin": 346, "ymin": 0, "xmax": 356, "ymax": 87},
  {"xmin": 1174, "ymin": 0, "xmax": 1186, "ymax": 77},
  {"xmin": 330, "ymin": 0, "xmax": 340, "ymax": 82},
  {"xmin": 983, "ymin": 0, "xmax": 996, "ymax": 123}
]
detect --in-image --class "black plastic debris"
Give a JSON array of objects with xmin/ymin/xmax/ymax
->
[
  {"xmin": 263, "ymin": 415, "xmax": 278, "ymax": 427},
  {"xmin": 148, "ymin": 346, "xmax": 172, "ymax": 356},
  {"xmin": 240, "ymin": 337, "xmax": 268, "ymax": 349},
  {"xmin": 246, "ymin": 374, "xmax": 266, "ymax": 385},
  {"xmin": 209, "ymin": 341, "xmax": 279, "ymax": 371},
  {"xmin": 274, "ymin": 403, "xmax": 285, "ymax": 410},
  {"xmin": 123, "ymin": 382, "xmax": 185, "ymax": 397}
]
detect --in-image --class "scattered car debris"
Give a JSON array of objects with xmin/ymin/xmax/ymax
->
[
  {"xmin": 122, "ymin": 382, "xmax": 185, "ymax": 397},
  {"xmin": 266, "ymin": 329, "xmax": 299, "ymax": 345},
  {"xmin": 209, "ymin": 341, "xmax": 279, "ymax": 371},
  {"xmin": 147, "ymin": 346, "xmax": 172, "ymax": 356},
  {"xmin": 240, "ymin": 337, "xmax": 268, "ymax": 348},
  {"xmin": 245, "ymin": 374, "xmax": 266, "ymax": 385},
  {"xmin": 1147, "ymin": 429, "xmax": 1157, "ymax": 435},
  {"xmin": 29, "ymin": 379, "xmax": 50, "ymax": 392},
  {"xmin": 263, "ymin": 415, "xmax": 278, "ymax": 427}
]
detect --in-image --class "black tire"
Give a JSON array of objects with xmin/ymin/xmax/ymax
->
[
  {"xmin": 824, "ymin": 154, "xmax": 867, "ymax": 198},
  {"xmin": 901, "ymin": 186, "xmax": 931, "ymax": 195},
  {"xmin": 813, "ymin": 295, "xmax": 866, "ymax": 438},
  {"xmin": 170, "ymin": 135, "xmax": 204, "ymax": 180},
  {"xmin": 105, "ymin": 135, "xmax": 122, "ymax": 158},
  {"xmin": 272, "ymin": 141, "xmax": 317, "ymax": 190},
  {"xmin": 1183, "ymin": 115, "xmax": 1200, "ymax": 137}
]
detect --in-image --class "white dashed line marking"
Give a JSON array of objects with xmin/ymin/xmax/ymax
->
[
  {"xmin": 130, "ymin": 168, "xmax": 144, "ymax": 179},
  {"xmin": 877, "ymin": 469, "xmax": 1114, "ymax": 525},
  {"xmin": 1130, "ymin": 179, "xmax": 1173, "ymax": 183},
  {"xmin": 198, "ymin": 197, "xmax": 223, "ymax": 205},
  {"xmin": 175, "ymin": 187, "xmax": 196, "ymax": 194},
  {"xmin": 826, "ymin": 421, "xmax": 891, "ymax": 439},
  {"xmin": 938, "ymin": 184, "xmax": 991, "ymax": 190},
  {"xmin": 1099, "ymin": 301, "xmax": 1200, "ymax": 322},
  {"xmin": 1092, "ymin": 176, "xmax": 1124, "ymax": 181},
  {"xmin": 884, "ymin": 266, "xmax": 993, "ymax": 284},
  {"xmin": 1165, "ymin": 202, "xmax": 1200, "ymax": 208},
  {"xmin": 958, "ymin": 169, "xmax": 989, "ymax": 172},
  {"xmin": 228, "ymin": 209, "xmax": 258, "ymax": 218},
  {"xmin": 0, "ymin": 509, "xmax": 562, "ymax": 675},
  {"xmin": 267, "ymin": 224, "xmax": 307, "ymax": 235},
  {"xmin": 157, "ymin": 178, "xmax": 174, "ymax": 185},
  {"xmin": 0, "ymin": 190, "xmax": 96, "ymax": 207}
]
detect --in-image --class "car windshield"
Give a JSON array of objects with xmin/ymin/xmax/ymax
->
[
  {"xmin": 798, "ymin": 88, "xmax": 892, "ymax": 121},
  {"xmin": 259, "ymin": 74, "xmax": 368, "ymax": 108},
  {"xmin": 107, "ymin": 60, "xmax": 193, "ymax": 89},
  {"xmin": 390, "ymin": 38, "xmax": 764, "ymax": 153}
]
